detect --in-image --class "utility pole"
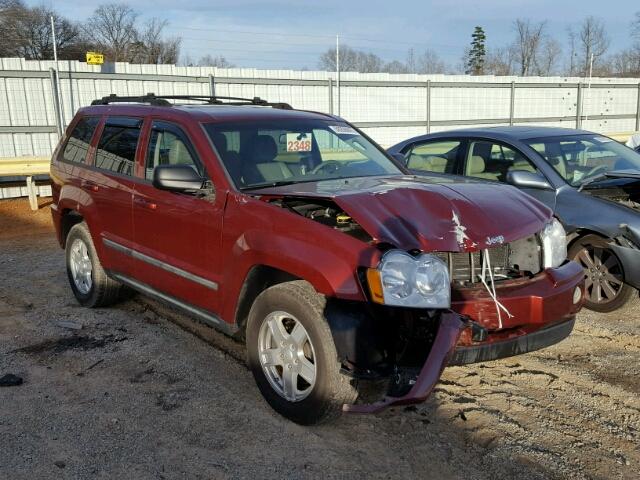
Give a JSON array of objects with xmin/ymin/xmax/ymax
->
[
  {"xmin": 336, "ymin": 34, "xmax": 340, "ymax": 116},
  {"xmin": 584, "ymin": 53, "xmax": 594, "ymax": 124},
  {"xmin": 51, "ymin": 15, "xmax": 65, "ymax": 131}
]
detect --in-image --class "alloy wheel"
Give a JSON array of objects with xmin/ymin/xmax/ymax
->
[
  {"xmin": 574, "ymin": 245, "xmax": 624, "ymax": 305},
  {"xmin": 69, "ymin": 238, "xmax": 93, "ymax": 294},
  {"xmin": 257, "ymin": 311, "xmax": 317, "ymax": 402}
]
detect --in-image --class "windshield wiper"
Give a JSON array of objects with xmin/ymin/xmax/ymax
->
[
  {"xmin": 240, "ymin": 180, "xmax": 300, "ymax": 191},
  {"xmin": 577, "ymin": 173, "xmax": 610, "ymax": 191},
  {"xmin": 577, "ymin": 169, "xmax": 640, "ymax": 191}
]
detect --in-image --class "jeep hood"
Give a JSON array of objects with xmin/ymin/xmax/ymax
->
[{"xmin": 254, "ymin": 176, "xmax": 552, "ymax": 252}]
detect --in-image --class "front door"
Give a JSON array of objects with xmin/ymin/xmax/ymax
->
[
  {"xmin": 131, "ymin": 120, "xmax": 225, "ymax": 315},
  {"xmin": 463, "ymin": 139, "xmax": 557, "ymax": 210}
]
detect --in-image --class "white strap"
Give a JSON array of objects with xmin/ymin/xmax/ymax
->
[{"xmin": 479, "ymin": 248, "xmax": 513, "ymax": 329}]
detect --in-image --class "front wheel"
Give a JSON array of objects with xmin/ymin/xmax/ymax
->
[
  {"xmin": 246, "ymin": 281, "xmax": 357, "ymax": 425},
  {"xmin": 569, "ymin": 235, "xmax": 634, "ymax": 312}
]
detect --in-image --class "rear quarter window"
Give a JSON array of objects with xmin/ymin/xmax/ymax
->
[{"xmin": 61, "ymin": 116, "xmax": 99, "ymax": 164}]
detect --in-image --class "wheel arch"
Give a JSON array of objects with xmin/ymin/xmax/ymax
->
[
  {"xmin": 60, "ymin": 209, "xmax": 85, "ymax": 248},
  {"xmin": 234, "ymin": 265, "xmax": 302, "ymax": 336},
  {"xmin": 566, "ymin": 228, "xmax": 611, "ymax": 252}
]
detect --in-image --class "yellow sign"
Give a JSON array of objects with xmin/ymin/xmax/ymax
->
[{"xmin": 86, "ymin": 52, "xmax": 104, "ymax": 65}]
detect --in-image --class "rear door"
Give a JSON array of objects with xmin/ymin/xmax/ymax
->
[
  {"xmin": 131, "ymin": 120, "xmax": 225, "ymax": 315},
  {"xmin": 402, "ymin": 138, "xmax": 465, "ymax": 175},
  {"xmin": 86, "ymin": 116, "xmax": 143, "ymax": 276}
]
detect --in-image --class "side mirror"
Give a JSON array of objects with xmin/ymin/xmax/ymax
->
[
  {"xmin": 506, "ymin": 170, "xmax": 552, "ymax": 190},
  {"xmin": 153, "ymin": 164, "xmax": 205, "ymax": 192}
]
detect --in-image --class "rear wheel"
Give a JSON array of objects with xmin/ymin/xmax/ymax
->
[
  {"xmin": 65, "ymin": 222, "xmax": 127, "ymax": 307},
  {"xmin": 246, "ymin": 281, "xmax": 358, "ymax": 424},
  {"xmin": 569, "ymin": 235, "xmax": 634, "ymax": 312}
]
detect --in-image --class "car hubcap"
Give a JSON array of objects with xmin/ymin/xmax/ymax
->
[
  {"xmin": 257, "ymin": 311, "xmax": 316, "ymax": 402},
  {"xmin": 69, "ymin": 238, "xmax": 92, "ymax": 294},
  {"xmin": 574, "ymin": 246, "xmax": 624, "ymax": 304}
]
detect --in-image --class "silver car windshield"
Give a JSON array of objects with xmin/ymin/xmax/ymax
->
[
  {"xmin": 203, "ymin": 120, "xmax": 403, "ymax": 190},
  {"xmin": 526, "ymin": 134, "xmax": 640, "ymax": 187}
]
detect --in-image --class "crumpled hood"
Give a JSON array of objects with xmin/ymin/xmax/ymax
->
[{"xmin": 255, "ymin": 176, "xmax": 552, "ymax": 252}]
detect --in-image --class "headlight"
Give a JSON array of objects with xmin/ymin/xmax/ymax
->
[
  {"xmin": 366, "ymin": 250, "xmax": 450, "ymax": 308},
  {"xmin": 540, "ymin": 218, "xmax": 567, "ymax": 269}
]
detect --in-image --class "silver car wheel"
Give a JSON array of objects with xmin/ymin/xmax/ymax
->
[
  {"xmin": 69, "ymin": 238, "xmax": 93, "ymax": 294},
  {"xmin": 257, "ymin": 311, "xmax": 317, "ymax": 402},
  {"xmin": 576, "ymin": 246, "xmax": 623, "ymax": 304}
]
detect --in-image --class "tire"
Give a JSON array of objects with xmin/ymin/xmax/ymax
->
[
  {"xmin": 568, "ymin": 234, "xmax": 634, "ymax": 312},
  {"xmin": 246, "ymin": 281, "xmax": 358, "ymax": 425},
  {"xmin": 65, "ymin": 222, "xmax": 126, "ymax": 308}
]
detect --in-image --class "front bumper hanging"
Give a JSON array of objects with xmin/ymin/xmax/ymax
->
[
  {"xmin": 343, "ymin": 313, "xmax": 577, "ymax": 414},
  {"xmin": 343, "ymin": 312, "xmax": 465, "ymax": 414}
]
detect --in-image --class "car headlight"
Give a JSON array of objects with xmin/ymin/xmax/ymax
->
[
  {"xmin": 540, "ymin": 218, "xmax": 567, "ymax": 269},
  {"xmin": 366, "ymin": 250, "xmax": 450, "ymax": 308}
]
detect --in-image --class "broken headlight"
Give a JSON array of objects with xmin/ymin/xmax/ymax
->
[
  {"xmin": 366, "ymin": 250, "xmax": 450, "ymax": 308},
  {"xmin": 540, "ymin": 218, "xmax": 567, "ymax": 269}
]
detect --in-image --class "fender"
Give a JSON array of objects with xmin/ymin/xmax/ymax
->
[{"xmin": 218, "ymin": 194, "xmax": 381, "ymax": 324}]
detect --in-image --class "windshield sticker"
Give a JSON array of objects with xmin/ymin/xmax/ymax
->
[
  {"xmin": 594, "ymin": 135, "xmax": 613, "ymax": 143},
  {"xmin": 329, "ymin": 125, "xmax": 359, "ymax": 136},
  {"xmin": 286, "ymin": 133, "xmax": 312, "ymax": 152}
]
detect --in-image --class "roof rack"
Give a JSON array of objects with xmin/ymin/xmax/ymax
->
[{"xmin": 90, "ymin": 93, "xmax": 293, "ymax": 109}]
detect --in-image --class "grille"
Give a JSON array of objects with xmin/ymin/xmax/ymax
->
[{"xmin": 435, "ymin": 236, "xmax": 541, "ymax": 286}]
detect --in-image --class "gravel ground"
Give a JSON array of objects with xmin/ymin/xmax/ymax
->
[{"xmin": 0, "ymin": 198, "xmax": 638, "ymax": 480}]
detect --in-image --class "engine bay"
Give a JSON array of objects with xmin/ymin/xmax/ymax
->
[{"xmin": 270, "ymin": 197, "xmax": 372, "ymax": 242}]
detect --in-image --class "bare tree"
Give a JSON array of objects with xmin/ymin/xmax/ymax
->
[
  {"xmin": 610, "ymin": 48, "xmax": 640, "ymax": 76},
  {"xmin": 484, "ymin": 46, "xmax": 517, "ymax": 76},
  {"xmin": 86, "ymin": 4, "xmax": 138, "ymax": 62},
  {"xmin": 0, "ymin": 1, "xmax": 83, "ymax": 59},
  {"xmin": 565, "ymin": 27, "xmax": 579, "ymax": 76},
  {"xmin": 535, "ymin": 38, "xmax": 562, "ymax": 75},
  {"xmin": 383, "ymin": 60, "xmax": 409, "ymax": 74},
  {"xmin": 318, "ymin": 45, "xmax": 384, "ymax": 73},
  {"xmin": 197, "ymin": 54, "xmax": 234, "ymax": 68},
  {"xmin": 512, "ymin": 19, "xmax": 546, "ymax": 75},
  {"xmin": 130, "ymin": 18, "xmax": 181, "ymax": 64},
  {"xmin": 577, "ymin": 16, "xmax": 610, "ymax": 75},
  {"xmin": 415, "ymin": 49, "xmax": 446, "ymax": 74}
]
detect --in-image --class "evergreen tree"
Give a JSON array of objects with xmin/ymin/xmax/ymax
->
[{"xmin": 466, "ymin": 26, "xmax": 486, "ymax": 75}]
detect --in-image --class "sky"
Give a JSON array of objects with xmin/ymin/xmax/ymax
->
[{"xmin": 35, "ymin": 0, "xmax": 640, "ymax": 70}]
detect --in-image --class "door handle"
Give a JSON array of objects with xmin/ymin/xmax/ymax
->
[
  {"xmin": 134, "ymin": 196, "xmax": 157, "ymax": 210},
  {"xmin": 81, "ymin": 180, "xmax": 99, "ymax": 192}
]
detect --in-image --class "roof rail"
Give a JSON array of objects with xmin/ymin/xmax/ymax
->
[{"xmin": 90, "ymin": 93, "xmax": 293, "ymax": 109}]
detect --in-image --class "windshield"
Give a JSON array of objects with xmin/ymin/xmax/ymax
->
[
  {"xmin": 203, "ymin": 119, "xmax": 402, "ymax": 189},
  {"xmin": 526, "ymin": 134, "xmax": 640, "ymax": 187}
]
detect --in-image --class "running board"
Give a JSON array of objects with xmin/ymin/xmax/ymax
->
[{"xmin": 110, "ymin": 272, "xmax": 237, "ymax": 336}]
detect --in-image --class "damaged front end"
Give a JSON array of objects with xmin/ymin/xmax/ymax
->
[
  {"xmin": 255, "ymin": 178, "xmax": 583, "ymax": 413},
  {"xmin": 337, "ymin": 223, "xmax": 581, "ymax": 413},
  {"xmin": 582, "ymin": 183, "xmax": 640, "ymax": 290}
]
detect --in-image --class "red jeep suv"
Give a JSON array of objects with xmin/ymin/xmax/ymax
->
[{"xmin": 50, "ymin": 94, "xmax": 584, "ymax": 424}]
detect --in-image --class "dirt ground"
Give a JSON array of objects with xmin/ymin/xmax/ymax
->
[{"xmin": 0, "ymin": 198, "xmax": 638, "ymax": 480}]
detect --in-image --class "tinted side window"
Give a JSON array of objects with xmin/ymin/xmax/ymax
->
[
  {"xmin": 95, "ymin": 117, "xmax": 142, "ymax": 176},
  {"xmin": 406, "ymin": 140, "xmax": 461, "ymax": 173},
  {"xmin": 62, "ymin": 116, "xmax": 99, "ymax": 164},
  {"xmin": 145, "ymin": 122, "xmax": 201, "ymax": 180}
]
